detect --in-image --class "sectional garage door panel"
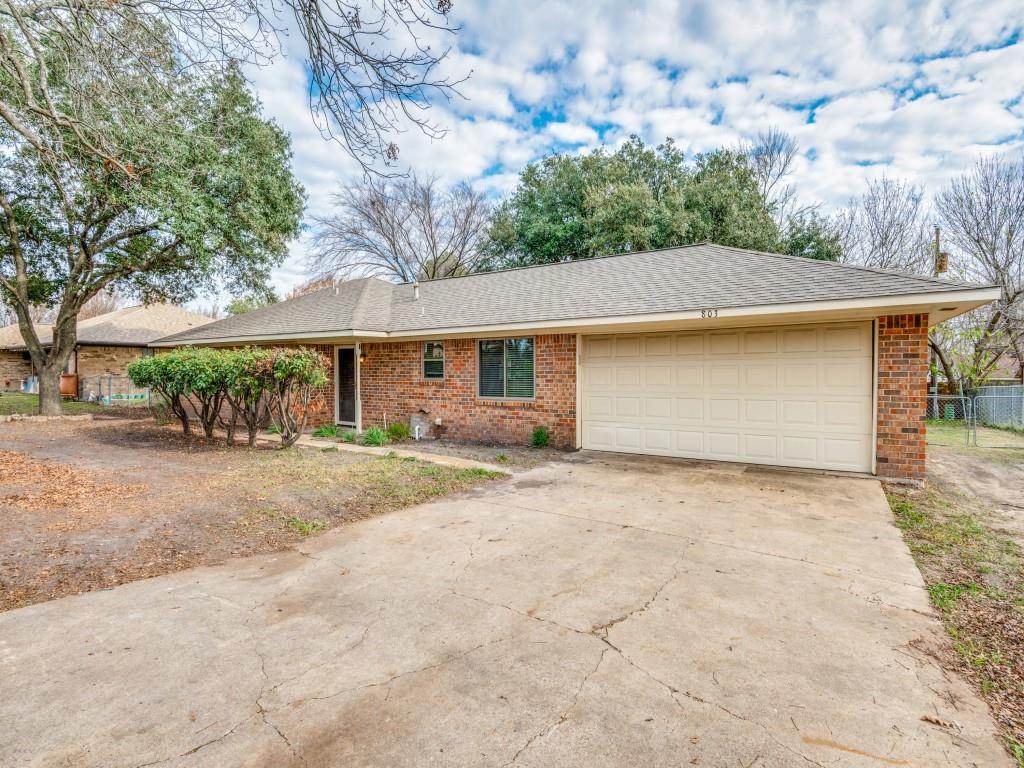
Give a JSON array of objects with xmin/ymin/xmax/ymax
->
[{"xmin": 580, "ymin": 323, "xmax": 874, "ymax": 472}]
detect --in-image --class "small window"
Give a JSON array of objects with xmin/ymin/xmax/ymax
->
[
  {"xmin": 423, "ymin": 342, "xmax": 444, "ymax": 379},
  {"xmin": 478, "ymin": 338, "xmax": 534, "ymax": 399}
]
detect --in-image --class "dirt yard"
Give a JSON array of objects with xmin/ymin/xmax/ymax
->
[
  {"xmin": 888, "ymin": 436, "xmax": 1024, "ymax": 762},
  {"xmin": 0, "ymin": 419, "xmax": 504, "ymax": 612}
]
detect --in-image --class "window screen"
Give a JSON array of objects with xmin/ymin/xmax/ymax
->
[
  {"xmin": 423, "ymin": 342, "xmax": 444, "ymax": 379},
  {"xmin": 478, "ymin": 338, "xmax": 534, "ymax": 398}
]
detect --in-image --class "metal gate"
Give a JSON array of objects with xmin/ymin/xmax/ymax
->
[
  {"xmin": 972, "ymin": 387, "xmax": 1024, "ymax": 449},
  {"xmin": 925, "ymin": 394, "xmax": 972, "ymax": 447}
]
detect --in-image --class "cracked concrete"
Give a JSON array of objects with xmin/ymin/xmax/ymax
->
[{"xmin": 0, "ymin": 451, "xmax": 1010, "ymax": 767}]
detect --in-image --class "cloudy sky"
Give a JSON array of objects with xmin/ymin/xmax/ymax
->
[{"xmin": 246, "ymin": 0, "xmax": 1024, "ymax": 295}]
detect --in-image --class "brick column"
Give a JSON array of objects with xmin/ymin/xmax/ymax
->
[{"xmin": 875, "ymin": 314, "xmax": 929, "ymax": 480}]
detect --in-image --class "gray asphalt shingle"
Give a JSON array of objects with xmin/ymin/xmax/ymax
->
[{"xmin": 157, "ymin": 243, "xmax": 990, "ymax": 344}]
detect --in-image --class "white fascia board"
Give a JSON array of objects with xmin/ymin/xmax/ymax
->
[{"xmin": 149, "ymin": 287, "xmax": 1000, "ymax": 346}]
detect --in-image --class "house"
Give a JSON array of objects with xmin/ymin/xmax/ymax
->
[
  {"xmin": 153, "ymin": 244, "xmax": 1000, "ymax": 480},
  {"xmin": 0, "ymin": 304, "xmax": 213, "ymax": 395}
]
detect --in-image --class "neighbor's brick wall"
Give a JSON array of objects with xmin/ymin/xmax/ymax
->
[
  {"xmin": 876, "ymin": 313, "xmax": 929, "ymax": 480},
  {"xmin": 0, "ymin": 349, "xmax": 32, "ymax": 392},
  {"xmin": 76, "ymin": 345, "xmax": 147, "ymax": 392},
  {"xmin": 359, "ymin": 335, "xmax": 576, "ymax": 448}
]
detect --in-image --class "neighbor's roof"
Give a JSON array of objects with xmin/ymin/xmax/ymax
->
[
  {"xmin": 155, "ymin": 243, "xmax": 995, "ymax": 345},
  {"xmin": 0, "ymin": 304, "xmax": 214, "ymax": 349}
]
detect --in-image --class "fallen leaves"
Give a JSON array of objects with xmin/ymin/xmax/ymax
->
[{"xmin": 0, "ymin": 450, "xmax": 146, "ymax": 516}]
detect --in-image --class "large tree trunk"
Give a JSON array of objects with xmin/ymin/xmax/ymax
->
[{"xmin": 37, "ymin": 362, "xmax": 64, "ymax": 416}]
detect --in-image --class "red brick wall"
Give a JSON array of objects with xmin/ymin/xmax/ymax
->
[
  {"xmin": 876, "ymin": 314, "xmax": 929, "ymax": 480},
  {"xmin": 359, "ymin": 334, "xmax": 576, "ymax": 448}
]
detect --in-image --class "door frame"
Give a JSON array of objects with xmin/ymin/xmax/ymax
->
[{"xmin": 334, "ymin": 343, "xmax": 361, "ymax": 430}]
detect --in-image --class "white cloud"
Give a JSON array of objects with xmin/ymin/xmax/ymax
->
[{"xmin": 234, "ymin": 0, "xmax": 1024, "ymax": 294}]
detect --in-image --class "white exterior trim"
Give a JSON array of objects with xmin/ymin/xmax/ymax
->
[
  {"xmin": 870, "ymin": 318, "xmax": 879, "ymax": 475},
  {"xmin": 333, "ymin": 344, "xmax": 360, "ymax": 430},
  {"xmin": 152, "ymin": 287, "xmax": 1000, "ymax": 347}
]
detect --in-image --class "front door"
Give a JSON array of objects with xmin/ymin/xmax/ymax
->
[{"xmin": 337, "ymin": 348, "xmax": 356, "ymax": 424}]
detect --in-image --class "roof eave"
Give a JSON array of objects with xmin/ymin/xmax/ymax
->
[{"xmin": 149, "ymin": 286, "xmax": 1001, "ymax": 346}]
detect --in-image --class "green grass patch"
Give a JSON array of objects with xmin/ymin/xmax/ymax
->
[
  {"xmin": 386, "ymin": 422, "xmax": 411, "ymax": 441},
  {"xmin": 0, "ymin": 393, "xmax": 107, "ymax": 416},
  {"xmin": 286, "ymin": 516, "xmax": 328, "ymax": 535},
  {"xmin": 311, "ymin": 424, "xmax": 340, "ymax": 438}
]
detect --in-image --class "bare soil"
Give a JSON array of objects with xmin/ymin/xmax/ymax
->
[
  {"xmin": 0, "ymin": 419, "xmax": 503, "ymax": 612},
  {"xmin": 402, "ymin": 437, "xmax": 566, "ymax": 470}
]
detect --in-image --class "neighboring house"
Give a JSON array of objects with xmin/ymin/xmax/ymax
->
[
  {"xmin": 153, "ymin": 244, "xmax": 999, "ymax": 481},
  {"xmin": 0, "ymin": 304, "xmax": 213, "ymax": 395}
]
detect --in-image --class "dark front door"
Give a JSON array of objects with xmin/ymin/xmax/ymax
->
[{"xmin": 337, "ymin": 348, "xmax": 356, "ymax": 424}]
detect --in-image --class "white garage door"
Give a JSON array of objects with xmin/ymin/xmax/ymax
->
[{"xmin": 580, "ymin": 322, "xmax": 874, "ymax": 472}]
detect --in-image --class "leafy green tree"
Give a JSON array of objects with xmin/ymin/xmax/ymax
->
[
  {"xmin": 226, "ymin": 291, "xmax": 281, "ymax": 317},
  {"xmin": 779, "ymin": 211, "xmax": 843, "ymax": 262},
  {"xmin": 481, "ymin": 137, "xmax": 779, "ymax": 270},
  {"xmin": 0, "ymin": 12, "xmax": 304, "ymax": 415},
  {"xmin": 682, "ymin": 149, "xmax": 779, "ymax": 251}
]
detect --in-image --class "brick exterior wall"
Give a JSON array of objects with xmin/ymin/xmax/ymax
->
[
  {"xmin": 76, "ymin": 345, "xmax": 147, "ymax": 388},
  {"xmin": 358, "ymin": 334, "xmax": 576, "ymax": 448},
  {"xmin": 875, "ymin": 313, "xmax": 929, "ymax": 480},
  {"xmin": 0, "ymin": 349, "xmax": 32, "ymax": 392}
]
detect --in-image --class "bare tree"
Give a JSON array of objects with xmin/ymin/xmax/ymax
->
[
  {"xmin": 932, "ymin": 153, "xmax": 1024, "ymax": 389},
  {"xmin": 747, "ymin": 127, "xmax": 800, "ymax": 223},
  {"xmin": 287, "ymin": 276, "xmax": 337, "ymax": 299},
  {"xmin": 839, "ymin": 176, "xmax": 931, "ymax": 273},
  {"xmin": 77, "ymin": 290, "xmax": 122, "ymax": 320},
  {"xmin": 310, "ymin": 175, "xmax": 491, "ymax": 282},
  {"xmin": 0, "ymin": 1, "xmax": 464, "ymax": 175}
]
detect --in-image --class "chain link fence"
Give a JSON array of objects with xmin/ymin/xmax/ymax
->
[
  {"xmin": 79, "ymin": 375, "xmax": 151, "ymax": 408},
  {"xmin": 972, "ymin": 386, "xmax": 1024, "ymax": 449},
  {"xmin": 925, "ymin": 394, "xmax": 972, "ymax": 447}
]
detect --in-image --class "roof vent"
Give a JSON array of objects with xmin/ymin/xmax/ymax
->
[{"xmin": 413, "ymin": 281, "xmax": 420, "ymax": 300}]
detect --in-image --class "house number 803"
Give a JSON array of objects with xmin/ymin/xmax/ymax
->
[{"xmin": 701, "ymin": 308, "xmax": 719, "ymax": 318}]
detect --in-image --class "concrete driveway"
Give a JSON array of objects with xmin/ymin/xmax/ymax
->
[{"xmin": 1, "ymin": 453, "xmax": 1009, "ymax": 767}]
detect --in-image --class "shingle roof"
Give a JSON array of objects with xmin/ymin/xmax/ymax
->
[
  {"xmin": 0, "ymin": 304, "xmax": 214, "ymax": 349},
  {"xmin": 156, "ymin": 243, "xmax": 994, "ymax": 344}
]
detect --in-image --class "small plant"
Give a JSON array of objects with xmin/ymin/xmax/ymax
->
[
  {"xmin": 312, "ymin": 424, "xmax": 340, "ymax": 438},
  {"xmin": 530, "ymin": 425, "xmax": 550, "ymax": 448},
  {"xmin": 286, "ymin": 517, "xmax": 327, "ymax": 535},
  {"xmin": 386, "ymin": 421, "xmax": 411, "ymax": 441},
  {"xmin": 494, "ymin": 453, "xmax": 509, "ymax": 463},
  {"xmin": 265, "ymin": 423, "xmax": 282, "ymax": 435},
  {"xmin": 341, "ymin": 429, "xmax": 357, "ymax": 443},
  {"xmin": 362, "ymin": 426, "xmax": 388, "ymax": 446}
]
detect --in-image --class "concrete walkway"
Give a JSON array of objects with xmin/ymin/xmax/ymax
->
[{"xmin": 1, "ymin": 453, "xmax": 1009, "ymax": 767}]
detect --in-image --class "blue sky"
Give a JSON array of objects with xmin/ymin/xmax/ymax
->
[{"xmin": 245, "ymin": 0, "xmax": 1024, "ymax": 294}]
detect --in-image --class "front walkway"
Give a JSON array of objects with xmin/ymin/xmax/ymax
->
[{"xmin": 1, "ymin": 453, "xmax": 1009, "ymax": 767}]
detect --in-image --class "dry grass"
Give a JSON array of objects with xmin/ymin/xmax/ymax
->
[{"xmin": 888, "ymin": 480, "xmax": 1024, "ymax": 764}]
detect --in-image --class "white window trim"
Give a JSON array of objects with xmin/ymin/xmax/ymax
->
[
  {"xmin": 333, "ymin": 343, "xmax": 361, "ymax": 430},
  {"xmin": 423, "ymin": 341, "xmax": 445, "ymax": 380},
  {"xmin": 476, "ymin": 336, "xmax": 537, "ymax": 402}
]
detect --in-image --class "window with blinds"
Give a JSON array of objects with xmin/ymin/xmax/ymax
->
[
  {"xmin": 423, "ymin": 342, "xmax": 444, "ymax": 379},
  {"xmin": 478, "ymin": 338, "xmax": 535, "ymax": 399}
]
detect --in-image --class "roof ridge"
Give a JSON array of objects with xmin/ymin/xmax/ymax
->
[
  {"xmin": 395, "ymin": 243, "xmax": 712, "ymax": 287},
  {"xmin": 704, "ymin": 243, "xmax": 989, "ymax": 290}
]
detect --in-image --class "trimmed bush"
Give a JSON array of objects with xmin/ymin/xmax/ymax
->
[
  {"xmin": 128, "ymin": 345, "xmax": 329, "ymax": 449},
  {"xmin": 530, "ymin": 425, "xmax": 550, "ymax": 448}
]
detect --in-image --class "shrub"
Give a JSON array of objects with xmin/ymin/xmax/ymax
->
[
  {"xmin": 265, "ymin": 423, "xmax": 282, "ymax": 435},
  {"xmin": 530, "ymin": 425, "xmax": 550, "ymax": 448},
  {"xmin": 341, "ymin": 429, "xmax": 357, "ymax": 443},
  {"xmin": 312, "ymin": 424, "xmax": 340, "ymax": 438},
  {"xmin": 362, "ymin": 426, "xmax": 388, "ymax": 446},
  {"xmin": 386, "ymin": 421, "xmax": 411, "ymax": 441}
]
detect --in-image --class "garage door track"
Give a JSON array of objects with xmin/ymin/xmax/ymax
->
[{"xmin": 0, "ymin": 453, "xmax": 1009, "ymax": 767}]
